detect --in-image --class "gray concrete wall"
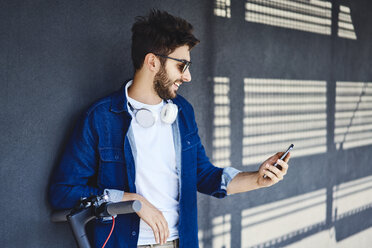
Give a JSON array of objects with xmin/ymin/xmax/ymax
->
[{"xmin": 1, "ymin": 0, "xmax": 372, "ymax": 247}]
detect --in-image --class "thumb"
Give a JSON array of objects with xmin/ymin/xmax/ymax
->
[{"xmin": 283, "ymin": 152, "xmax": 291, "ymax": 162}]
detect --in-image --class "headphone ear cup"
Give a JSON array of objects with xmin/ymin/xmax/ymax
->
[
  {"xmin": 136, "ymin": 108, "xmax": 156, "ymax": 128},
  {"xmin": 161, "ymin": 103, "xmax": 178, "ymax": 124}
]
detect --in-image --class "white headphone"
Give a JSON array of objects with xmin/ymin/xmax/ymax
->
[{"xmin": 128, "ymin": 101, "xmax": 178, "ymax": 128}]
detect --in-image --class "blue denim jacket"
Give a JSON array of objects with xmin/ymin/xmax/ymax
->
[{"xmin": 49, "ymin": 83, "xmax": 240, "ymax": 248}]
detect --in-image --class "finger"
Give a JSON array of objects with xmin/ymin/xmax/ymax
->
[
  {"xmin": 162, "ymin": 221, "xmax": 168, "ymax": 244},
  {"xmin": 156, "ymin": 223, "xmax": 162, "ymax": 244},
  {"xmin": 160, "ymin": 217, "xmax": 169, "ymax": 244},
  {"xmin": 263, "ymin": 169, "xmax": 279, "ymax": 183},
  {"xmin": 261, "ymin": 164, "xmax": 273, "ymax": 177},
  {"xmin": 151, "ymin": 224, "xmax": 160, "ymax": 244},
  {"xmin": 259, "ymin": 165, "xmax": 267, "ymax": 178},
  {"xmin": 268, "ymin": 165, "xmax": 283, "ymax": 180},
  {"xmin": 164, "ymin": 219, "xmax": 169, "ymax": 242},
  {"xmin": 284, "ymin": 152, "xmax": 291, "ymax": 162},
  {"xmin": 157, "ymin": 215, "xmax": 168, "ymax": 244},
  {"xmin": 276, "ymin": 159, "xmax": 288, "ymax": 172},
  {"xmin": 163, "ymin": 218, "xmax": 169, "ymax": 244},
  {"xmin": 156, "ymin": 221, "xmax": 165, "ymax": 244}
]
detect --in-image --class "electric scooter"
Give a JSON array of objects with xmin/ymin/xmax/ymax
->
[{"xmin": 51, "ymin": 193, "xmax": 142, "ymax": 248}]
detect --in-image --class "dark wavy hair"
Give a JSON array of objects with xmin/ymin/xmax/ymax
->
[{"xmin": 131, "ymin": 9, "xmax": 200, "ymax": 71}]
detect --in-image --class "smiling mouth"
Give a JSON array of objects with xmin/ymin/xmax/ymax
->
[{"xmin": 174, "ymin": 81, "xmax": 183, "ymax": 89}]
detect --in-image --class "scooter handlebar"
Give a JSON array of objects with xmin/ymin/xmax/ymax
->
[{"xmin": 50, "ymin": 200, "xmax": 142, "ymax": 222}]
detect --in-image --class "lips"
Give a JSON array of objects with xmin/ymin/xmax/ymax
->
[{"xmin": 174, "ymin": 81, "xmax": 182, "ymax": 89}]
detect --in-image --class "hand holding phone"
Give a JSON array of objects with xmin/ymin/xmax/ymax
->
[{"xmin": 263, "ymin": 144, "xmax": 293, "ymax": 179}]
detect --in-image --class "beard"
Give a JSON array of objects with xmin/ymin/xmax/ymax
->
[{"xmin": 153, "ymin": 65, "xmax": 180, "ymax": 100}]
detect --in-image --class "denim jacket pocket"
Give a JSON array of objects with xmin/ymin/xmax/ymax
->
[
  {"xmin": 181, "ymin": 131, "xmax": 200, "ymax": 176},
  {"xmin": 99, "ymin": 147, "xmax": 124, "ymax": 162},
  {"xmin": 98, "ymin": 147, "xmax": 125, "ymax": 188},
  {"xmin": 182, "ymin": 130, "xmax": 201, "ymax": 151}
]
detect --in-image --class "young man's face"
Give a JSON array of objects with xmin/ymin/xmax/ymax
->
[{"xmin": 153, "ymin": 45, "xmax": 192, "ymax": 99}]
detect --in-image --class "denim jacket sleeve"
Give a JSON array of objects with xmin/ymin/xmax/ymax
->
[
  {"xmin": 195, "ymin": 138, "xmax": 226, "ymax": 198},
  {"xmin": 180, "ymin": 101, "xmax": 231, "ymax": 198},
  {"xmin": 194, "ymin": 138, "xmax": 241, "ymax": 198},
  {"xmin": 49, "ymin": 111, "xmax": 102, "ymax": 209}
]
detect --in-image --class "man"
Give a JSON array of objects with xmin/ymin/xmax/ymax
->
[{"xmin": 49, "ymin": 10, "xmax": 290, "ymax": 248}]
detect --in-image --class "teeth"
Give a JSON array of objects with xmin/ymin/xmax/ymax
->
[{"xmin": 175, "ymin": 82, "xmax": 180, "ymax": 87}]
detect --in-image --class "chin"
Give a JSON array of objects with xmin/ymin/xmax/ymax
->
[{"xmin": 167, "ymin": 90, "xmax": 177, "ymax": 99}]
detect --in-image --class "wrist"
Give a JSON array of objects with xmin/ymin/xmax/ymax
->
[
  {"xmin": 255, "ymin": 171, "xmax": 263, "ymax": 189},
  {"xmin": 122, "ymin": 192, "xmax": 141, "ymax": 202}
]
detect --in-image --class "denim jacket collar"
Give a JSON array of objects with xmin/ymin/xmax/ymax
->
[{"xmin": 110, "ymin": 82, "xmax": 129, "ymax": 114}]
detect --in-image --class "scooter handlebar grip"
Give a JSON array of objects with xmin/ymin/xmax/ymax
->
[
  {"xmin": 51, "ymin": 209, "xmax": 71, "ymax": 222},
  {"xmin": 106, "ymin": 200, "xmax": 142, "ymax": 216}
]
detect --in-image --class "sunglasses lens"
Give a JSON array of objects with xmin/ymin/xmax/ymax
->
[{"xmin": 182, "ymin": 62, "xmax": 190, "ymax": 73}]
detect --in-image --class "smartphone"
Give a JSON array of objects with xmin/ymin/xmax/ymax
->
[{"xmin": 263, "ymin": 144, "xmax": 294, "ymax": 179}]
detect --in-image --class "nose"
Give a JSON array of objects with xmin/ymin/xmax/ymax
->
[{"xmin": 181, "ymin": 68, "xmax": 191, "ymax": 82}]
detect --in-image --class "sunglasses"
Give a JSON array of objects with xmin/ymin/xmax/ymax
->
[{"xmin": 154, "ymin": 54, "xmax": 192, "ymax": 73}]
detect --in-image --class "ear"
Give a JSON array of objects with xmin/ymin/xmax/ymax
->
[{"xmin": 143, "ymin": 53, "xmax": 160, "ymax": 73}]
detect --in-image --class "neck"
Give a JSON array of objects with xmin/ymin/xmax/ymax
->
[{"xmin": 128, "ymin": 71, "xmax": 162, "ymax": 105}]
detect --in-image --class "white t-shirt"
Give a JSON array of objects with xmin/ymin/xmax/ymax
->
[{"xmin": 126, "ymin": 83, "xmax": 179, "ymax": 245}]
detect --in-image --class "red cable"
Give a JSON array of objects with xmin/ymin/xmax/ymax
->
[{"xmin": 101, "ymin": 216, "xmax": 115, "ymax": 248}]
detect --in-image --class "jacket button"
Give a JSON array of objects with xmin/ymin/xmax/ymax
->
[
  {"xmin": 115, "ymin": 155, "xmax": 119, "ymax": 160},
  {"xmin": 132, "ymin": 231, "xmax": 136, "ymax": 236},
  {"xmin": 186, "ymin": 141, "xmax": 191, "ymax": 145}
]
